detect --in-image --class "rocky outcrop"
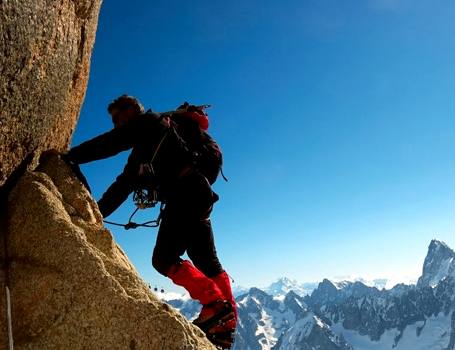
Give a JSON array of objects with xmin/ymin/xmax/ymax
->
[
  {"xmin": 0, "ymin": 0, "xmax": 102, "ymax": 187},
  {"xmin": 0, "ymin": 154, "xmax": 215, "ymax": 349}
]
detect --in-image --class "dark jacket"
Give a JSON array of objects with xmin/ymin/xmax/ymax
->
[{"xmin": 67, "ymin": 112, "xmax": 193, "ymax": 217}]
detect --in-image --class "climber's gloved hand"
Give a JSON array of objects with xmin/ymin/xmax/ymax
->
[
  {"xmin": 60, "ymin": 152, "xmax": 92, "ymax": 194},
  {"xmin": 60, "ymin": 152, "xmax": 74, "ymax": 165},
  {"xmin": 40, "ymin": 148, "xmax": 61, "ymax": 160}
]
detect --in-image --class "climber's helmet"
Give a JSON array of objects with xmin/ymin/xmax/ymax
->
[{"xmin": 107, "ymin": 95, "xmax": 145, "ymax": 128}]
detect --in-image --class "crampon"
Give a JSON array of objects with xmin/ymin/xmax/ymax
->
[
  {"xmin": 207, "ymin": 329, "xmax": 236, "ymax": 349},
  {"xmin": 193, "ymin": 301, "xmax": 236, "ymax": 349}
]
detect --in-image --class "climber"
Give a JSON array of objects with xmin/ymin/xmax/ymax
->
[{"xmin": 63, "ymin": 95, "xmax": 237, "ymax": 348}]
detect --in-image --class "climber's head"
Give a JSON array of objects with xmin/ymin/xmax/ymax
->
[{"xmin": 108, "ymin": 95, "xmax": 145, "ymax": 128}]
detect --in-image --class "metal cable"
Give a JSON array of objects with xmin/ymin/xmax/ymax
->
[
  {"xmin": 5, "ymin": 286, "xmax": 13, "ymax": 350},
  {"xmin": 2, "ymin": 215, "xmax": 14, "ymax": 350}
]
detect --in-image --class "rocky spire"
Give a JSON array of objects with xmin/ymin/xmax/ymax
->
[{"xmin": 417, "ymin": 239, "xmax": 455, "ymax": 288}]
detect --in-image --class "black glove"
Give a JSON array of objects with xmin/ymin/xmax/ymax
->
[{"xmin": 61, "ymin": 153, "xmax": 92, "ymax": 193}]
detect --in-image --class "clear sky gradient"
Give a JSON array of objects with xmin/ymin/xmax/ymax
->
[{"xmin": 73, "ymin": 0, "xmax": 455, "ymax": 292}]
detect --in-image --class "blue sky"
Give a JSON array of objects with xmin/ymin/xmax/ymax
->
[{"xmin": 73, "ymin": 0, "xmax": 455, "ymax": 292}]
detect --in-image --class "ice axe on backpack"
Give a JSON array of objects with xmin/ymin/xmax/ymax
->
[{"xmin": 157, "ymin": 104, "xmax": 211, "ymax": 117}]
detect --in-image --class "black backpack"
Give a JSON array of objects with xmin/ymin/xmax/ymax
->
[
  {"xmin": 170, "ymin": 117, "xmax": 224, "ymax": 185},
  {"xmin": 193, "ymin": 131, "xmax": 223, "ymax": 185}
]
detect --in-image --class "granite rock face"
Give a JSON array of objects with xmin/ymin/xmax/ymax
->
[
  {"xmin": 0, "ymin": 0, "xmax": 102, "ymax": 187},
  {"xmin": 0, "ymin": 154, "xmax": 215, "ymax": 350}
]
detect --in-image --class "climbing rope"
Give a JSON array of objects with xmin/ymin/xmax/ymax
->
[{"xmin": 104, "ymin": 202, "xmax": 165, "ymax": 230}]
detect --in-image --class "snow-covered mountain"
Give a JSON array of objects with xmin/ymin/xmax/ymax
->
[
  {"xmin": 232, "ymin": 284, "xmax": 250, "ymax": 297},
  {"xmin": 330, "ymin": 276, "xmax": 413, "ymax": 291},
  {"xmin": 305, "ymin": 239, "xmax": 455, "ymax": 350},
  {"xmin": 234, "ymin": 288, "xmax": 352, "ymax": 350},
  {"xmin": 155, "ymin": 291, "xmax": 201, "ymax": 321},
  {"xmin": 263, "ymin": 277, "xmax": 318, "ymax": 297},
  {"xmin": 163, "ymin": 239, "xmax": 455, "ymax": 350}
]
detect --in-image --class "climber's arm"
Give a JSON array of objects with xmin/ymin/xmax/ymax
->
[
  {"xmin": 97, "ymin": 172, "xmax": 133, "ymax": 218},
  {"xmin": 97, "ymin": 158, "xmax": 138, "ymax": 218},
  {"xmin": 66, "ymin": 124, "xmax": 137, "ymax": 164}
]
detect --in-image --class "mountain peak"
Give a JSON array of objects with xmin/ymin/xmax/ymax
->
[
  {"xmin": 264, "ymin": 277, "xmax": 311, "ymax": 297},
  {"xmin": 321, "ymin": 278, "xmax": 337, "ymax": 287},
  {"xmin": 281, "ymin": 276, "xmax": 295, "ymax": 283},
  {"xmin": 271, "ymin": 277, "xmax": 298, "ymax": 286},
  {"xmin": 429, "ymin": 239, "xmax": 452, "ymax": 254},
  {"xmin": 417, "ymin": 239, "xmax": 455, "ymax": 288},
  {"xmin": 248, "ymin": 287, "xmax": 271, "ymax": 300}
]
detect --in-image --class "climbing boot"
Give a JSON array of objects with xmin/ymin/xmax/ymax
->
[
  {"xmin": 211, "ymin": 271, "xmax": 237, "ymax": 321},
  {"xmin": 207, "ymin": 330, "xmax": 236, "ymax": 349},
  {"xmin": 207, "ymin": 317, "xmax": 237, "ymax": 335},
  {"xmin": 193, "ymin": 299, "xmax": 234, "ymax": 332},
  {"xmin": 167, "ymin": 261, "xmax": 235, "ymax": 346}
]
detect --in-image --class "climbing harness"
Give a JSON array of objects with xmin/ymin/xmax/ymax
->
[
  {"xmin": 133, "ymin": 188, "xmax": 158, "ymax": 209},
  {"xmin": 104, "ymin": 126, "xmax": 170, "ymax": 230}
]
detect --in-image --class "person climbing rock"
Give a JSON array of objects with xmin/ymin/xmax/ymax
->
[{"xmin": 63, "ymin": 95, "xmax": 237, "ymax": 348}]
